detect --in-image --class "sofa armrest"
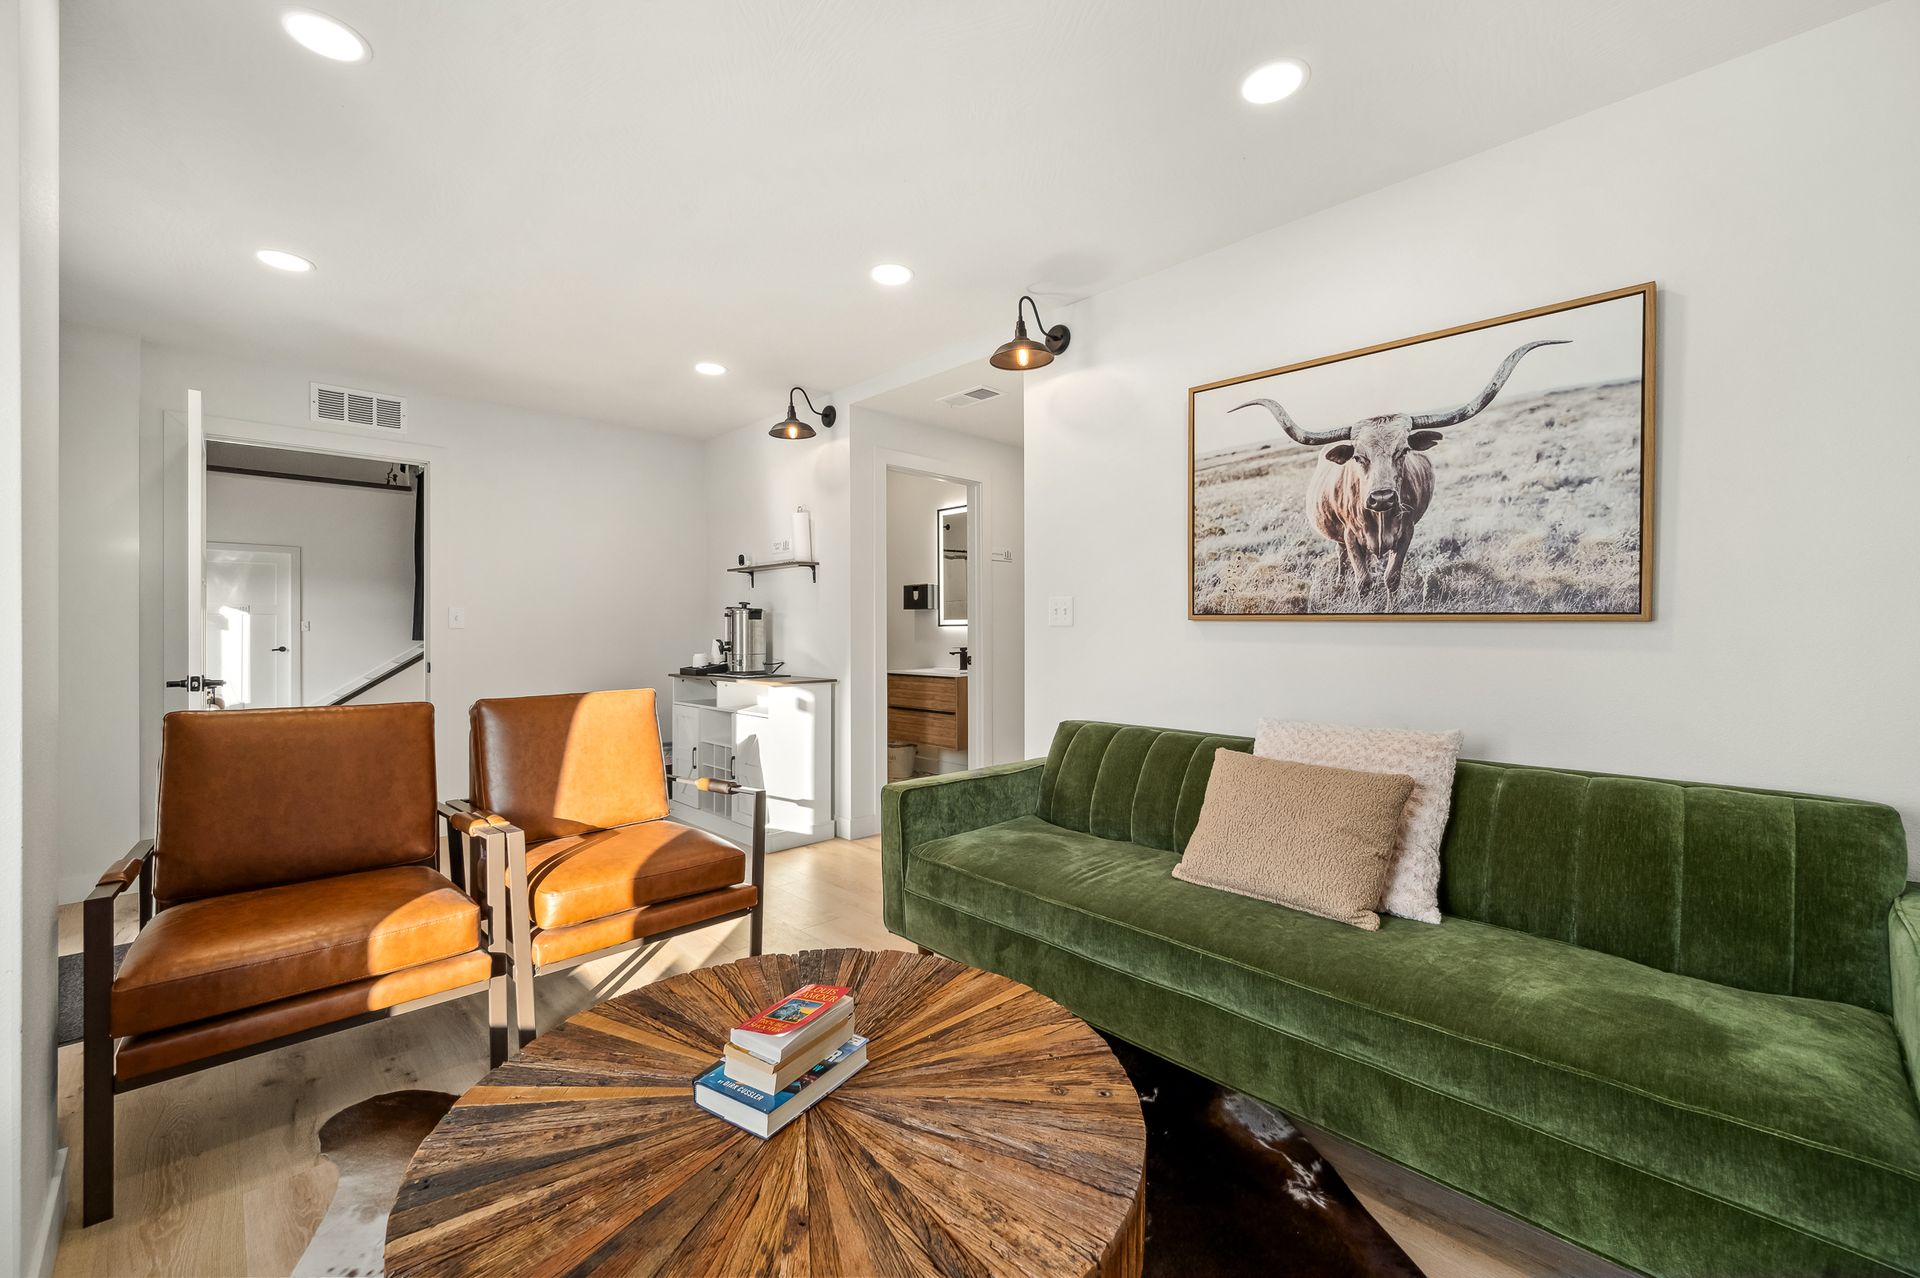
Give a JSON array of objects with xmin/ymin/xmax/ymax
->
[
  {"xmin": 1893, "ymin": 885, "xmax": 1920, "ymax": 1106},
  {"xmin": 881, "ymin": 758, "xmax": 1046, "ymax": 933}
]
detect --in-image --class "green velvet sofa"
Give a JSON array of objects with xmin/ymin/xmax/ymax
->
[{"xmin": 882, "ymin": 721, "xmax": 1920, "ymax": 1278}]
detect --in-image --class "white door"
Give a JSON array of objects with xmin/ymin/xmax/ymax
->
[
  {"xmin": 161, "ymin": 390, "xmax": 207, "ymax": 711},
  {"xmin": 205, "ymin": 544, "xmax": 301, "ymax": 708}
]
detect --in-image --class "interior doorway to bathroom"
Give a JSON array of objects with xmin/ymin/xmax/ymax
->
[
  {"xmin": 884, "ymin": 467, "xmax": 975, "ymax": 783},
  {"xmin": 854, "ymin": 355, "xmax": 1025, "ymax": 827}
]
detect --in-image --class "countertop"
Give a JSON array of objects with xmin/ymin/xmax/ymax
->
[{"xmin": 670, "ymin": 671, "xmax": 837, "ymax": 684}]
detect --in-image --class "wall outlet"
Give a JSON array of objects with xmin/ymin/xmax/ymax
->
[
  {"xmin": 772, "ymin": 537, "xmax": 792, "ymax": 556},
  {"xmin": 1047, "ymin": 596, "xmax": 1074, "ymax": 627},
  {"xmin": 991, "ymin": 549, "xmax": 1013, "ymax": 563},
  {"xmin": 447, "ymin": 606, "xmax": 467, "ymax": 629}
]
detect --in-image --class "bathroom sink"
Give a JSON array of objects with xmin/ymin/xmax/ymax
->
[{"xmin": 890, "ymin": 668, "xmax": 967, "ymax": 677}]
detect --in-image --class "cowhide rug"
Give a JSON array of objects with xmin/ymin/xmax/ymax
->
[
  {"xmin": 1101, "ymin": 1035, "xmax": 1423, "ymax": 1277},
  {"xmin": 294, "ymin": 1090, "xmax": 456, "ymax": 1278},
  {"xmin": 295, "ymin": 1048, "xmax": 1418, "ymax": 1276}
]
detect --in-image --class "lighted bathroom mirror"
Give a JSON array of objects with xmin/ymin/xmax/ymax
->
[{"xmin": 937, "ymin": 504, "xmax": 968, "ymax": 627}]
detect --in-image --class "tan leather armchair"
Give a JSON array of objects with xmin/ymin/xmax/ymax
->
[
  {"xmin": 83, "ymin": 702, "xmax": 507, "ymax": 1225},
  {"xmin": 460, "ymin": 689, "xmax": 764, "ymax": 1047}
]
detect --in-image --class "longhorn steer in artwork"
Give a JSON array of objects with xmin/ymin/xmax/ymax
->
[{"xmin": 1231, "ymin": 339, "xmax": 1567, "ymax": 601}]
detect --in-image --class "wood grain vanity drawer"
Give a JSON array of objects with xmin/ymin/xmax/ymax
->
[
  {"xmin": 887, "ymin": 675, "xmax": 964, "ymax": 714},
  {"xmin": 889, "ymin": 708, "xmax": 964, "ymax": 750}
]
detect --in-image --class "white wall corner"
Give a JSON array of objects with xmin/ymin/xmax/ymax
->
[{"xmin": 26, "ymin": 1148, "xmax": 67, "ymax": 1278}]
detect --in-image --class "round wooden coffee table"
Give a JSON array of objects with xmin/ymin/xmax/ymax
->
[{"xmin": 385, "ymin": 949, "xmax": 1146, "ymax": 1277}]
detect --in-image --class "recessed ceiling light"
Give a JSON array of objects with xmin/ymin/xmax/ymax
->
[
  {"xmin": 870, "ymin": 263, "xmax": 914, "ymax": 287},
  {"xmin": 255, "ymin": 248, "xmax": 315, "ymax": 272},
  {"xmin": 1240, "ymin": 59, "xmax": 1308, "ymax": 105},
  {"xmin": 694, "ymin": 362, "xmax": 727, "ymax": 376},
  {"xmin": 282, "ymin": 10, "xmax": 370, "ymax": 63}
]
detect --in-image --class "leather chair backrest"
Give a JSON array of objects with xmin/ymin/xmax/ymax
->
[
  {"xmin": 154, "ymin": 702, "xmax": 438, "ymax": 904},
  {"xmin": 1036, "ymin": 719, "xmax": 1911, "ymax": 1015},
  {"xmin": 469, "ymin": 689, "xmax": 669, "ymax": 844}
]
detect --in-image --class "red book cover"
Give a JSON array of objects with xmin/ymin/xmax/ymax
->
[{"xmin": 733, "ymin": 985, "xmax": 851, "ymax": 1038}]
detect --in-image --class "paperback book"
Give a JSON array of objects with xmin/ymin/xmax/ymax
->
[
  {"xmin": 730, "ymin": 983, "xmax": 854, "ymax": 1066},
  {"xmin": 722, "ymin": 1015, "xmax": 857, "ymax": 1094},
  {"xmin": 695, "ymin": 1034, "xmax": 869, "ymax": 1138}
]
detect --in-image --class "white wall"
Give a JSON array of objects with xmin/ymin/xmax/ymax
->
[
  {"xmin": 57, "ymin": 324, "xmax": 138, "ymax": 930},
  {"xmin": 205, "ymin": 470, "xmax": 416, "ymax": 703},
  {"xmin": 700, "ymin": 417, "xmax": 855, "ymax": 828},
  {"xmin": 1024, "ymin": 1, "xmax": 1920, "ymax": 871},
  {"xmin": 885, "ymin": 470, "xmax": 967, "ymax": 671},
  {"xmin": 3, "ymin": 0, "xmax": 62, "ymax": 1269},
  {"xmin": 52, "ymin": 334, "xmax": 712, "ymax": 897}
]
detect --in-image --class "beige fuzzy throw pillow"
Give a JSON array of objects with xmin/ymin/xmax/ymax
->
[
  {"xmin": 1173, "ymin": 751, "xmax": 1415, "ymax": 931},
  {"xmin": 1255, "ymin": 720, "xmax": 1462, "ymax": 925}
]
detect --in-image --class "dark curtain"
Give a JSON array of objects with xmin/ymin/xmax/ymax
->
[{"xmin": 411, "ymin": 467, "xmax": 425, "ymax": 643}]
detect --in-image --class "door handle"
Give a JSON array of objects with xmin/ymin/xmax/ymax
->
[
  {"xmin": 164, "ymin": 676, "xmax": 203, "ymax": 691},
  {"xmin": 271, "ymin": 646, "xmax": 289, "ymax": 653}
]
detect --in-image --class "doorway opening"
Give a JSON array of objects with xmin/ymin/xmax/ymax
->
[
  {"xmin": 201, "ymin": 440, "xmax": 426, "ymax": 709},
  {"xmin": 854, "ymin": 355, "xmax": 1025, "ymax": 822},
  {"xmin": 884, "ymin": 468, "xmax": 977, "ymax": 784}
]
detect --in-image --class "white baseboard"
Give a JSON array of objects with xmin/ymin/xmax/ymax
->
[
  {"xmin": 845, "ymin": 813, "xmax": 880, "ymax": 840},
  {"xmin": 28, "ymin": 1147, "xmax": 67, "ymax": 1278}
]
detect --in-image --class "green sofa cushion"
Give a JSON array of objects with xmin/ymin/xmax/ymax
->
[
  {"xmin": 1037, "ymin": 721, "xmax": 1910, "ymax": 1013},
  {"xmin": 1895, "ymin": 887, "xmax": 1920, "ymax": 1110},
  {"xmin": 905, "ymin": 814, "xmax": 1920, "ymax": 1270}
]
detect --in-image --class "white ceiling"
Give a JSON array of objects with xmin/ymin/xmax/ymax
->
[
  {"xmin": 62, "ymin": 0, "xmax": 1871, "ymax": 436},
  {"xmin": 860, "ymin": 359, "xmax": 1025, "ymax": 447}
]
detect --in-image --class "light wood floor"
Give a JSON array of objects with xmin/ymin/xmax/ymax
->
[{"xmin": 52, "ymin": 836, "xmax": 1567, "ymax": 1277}]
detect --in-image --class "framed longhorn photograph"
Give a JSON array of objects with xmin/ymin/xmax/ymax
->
[{"xmin": 1189, "ymin": 282, "xmax": 1655, "ymax": 621}]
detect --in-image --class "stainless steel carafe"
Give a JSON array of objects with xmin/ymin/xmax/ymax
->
[{"xmin": 722, "ymin": 602, "xmax": 771, "ymax": 673}]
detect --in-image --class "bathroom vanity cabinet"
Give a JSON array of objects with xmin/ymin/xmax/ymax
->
[{"xmin": 887, "ymin": 671, "xmax": 968, "ymax": 752}]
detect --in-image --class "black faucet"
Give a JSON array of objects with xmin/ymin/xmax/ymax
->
[{"xmin": 948, "ymin": 646, "xmax": 971, "ymax": 671}]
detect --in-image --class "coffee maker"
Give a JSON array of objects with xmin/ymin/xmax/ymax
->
[{"xmin": 720, "ymin": 601, "xmax": 773, "ymax": 674}]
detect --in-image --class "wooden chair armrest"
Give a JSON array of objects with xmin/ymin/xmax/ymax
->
[
  {"xmin": 446, "ymin": 807, "xmax": 506, "ymax": 838},
  {"xmin": 439, "ymin": 799, "xmax": 505, "ymax": 830},
  {"xmin": 90, "ymin": 840, "xmax": 152, "ymax": 900},
  {"xmin": 690, "ymin": 780, "xmax": 767, "ymax": 893}
]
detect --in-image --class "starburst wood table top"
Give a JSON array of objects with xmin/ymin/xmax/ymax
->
[{"xmin": 384, "ymin": 948, "xmax": 1147, "ymax": 1277}]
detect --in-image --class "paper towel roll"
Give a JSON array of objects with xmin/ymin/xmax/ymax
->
[{"xmin": 792, "ymin": 507, "xmax": 813, "ymax": 561}]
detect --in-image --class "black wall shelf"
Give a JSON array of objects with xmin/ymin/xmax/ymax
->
[{"xmin": 728, "ymin": 559, "xmax": 818, "ymax": 586}]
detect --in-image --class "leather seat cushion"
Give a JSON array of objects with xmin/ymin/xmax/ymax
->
[
  {"xmin": 113, "ymin": 864, "xmax": 480, "ymax": 1037},
  {"xmin": 531, "ymin": 884, "xmax": 760, "ymax": 966},
  {"xmin": 525, "ymin": 820, "xmax": 744, "ymax": 929},
  {"xmin": 115, "ymin": 950, "xmax": 493, "ymax": 1081}
]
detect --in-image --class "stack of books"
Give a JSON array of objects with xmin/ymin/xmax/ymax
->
[{"xmin": 694, "ymin": 982, "xmax": 868, "ymax": 1137}]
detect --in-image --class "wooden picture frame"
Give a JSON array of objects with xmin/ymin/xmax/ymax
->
[{"xmin": 1189, "ymin": 282, "xmax": 1656, "ymax": 621}]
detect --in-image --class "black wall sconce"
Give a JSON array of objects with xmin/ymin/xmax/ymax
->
[
  {"xmin": 771, "ymin": 386, "xmax": 836, "ymax": 440},
  {"xmin": 989, "ymin": 295, "xmax": 1071, "ymax": 371}
]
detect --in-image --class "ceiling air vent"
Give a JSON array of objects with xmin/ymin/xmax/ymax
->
[
  {"xmin": 310, "ymin": 381, "xmax": 408, "ymax": 432},
  {"xmin": 937, "ymin": 385, "xmax": 1002, "ymax": 409}
]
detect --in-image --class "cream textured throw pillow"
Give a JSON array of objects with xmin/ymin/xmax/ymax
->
[
  {"xmin": 1254, "ymin": 720, "xmax": 1463, "ymax": 925},
  {"xmin": 1173, "ymin": 751, "xmax": 1415, "ymax": 931}
]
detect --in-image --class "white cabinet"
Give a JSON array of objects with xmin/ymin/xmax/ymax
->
[{"xmin": 667, "ymin": 675, "xmax": 834, "ymax": 851}]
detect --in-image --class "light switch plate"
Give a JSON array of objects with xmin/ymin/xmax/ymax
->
[
  {"xmin": 1047, "ymin": 596, "xmax": 1074, "ymax": 626},
  {"xmin": 447, "ymin": 606, "xmax": 467, "ymax": 629},
  {"xmin": 772, "ymin": 537, "xmax": 792, "ymax": 555}
]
